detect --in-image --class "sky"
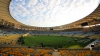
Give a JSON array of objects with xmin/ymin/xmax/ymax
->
[{"xmin": 9, "ymin": 0, "xmax": 100, "ymax": 27}]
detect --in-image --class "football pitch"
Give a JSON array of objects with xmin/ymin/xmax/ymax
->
[{"xmin": 22, "ymin": 35, "xmax": 95, "ymax": 49}]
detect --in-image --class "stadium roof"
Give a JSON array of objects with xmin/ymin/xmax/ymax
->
[{"xmin": 0, "ymin": 0, "xmax": 100, "ymax": 30}]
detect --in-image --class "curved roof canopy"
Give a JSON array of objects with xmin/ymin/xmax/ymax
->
[{"xmin": 0, "ymin": 0, "xmax": 100, "ymax": 30}]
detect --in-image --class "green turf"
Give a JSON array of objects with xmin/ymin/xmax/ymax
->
[{"xmin": 22, "ymin": 35, "xmax": 95, "ymax": 49}]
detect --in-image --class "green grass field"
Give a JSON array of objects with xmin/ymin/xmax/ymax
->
[{"xmin": 22, "ymin": 35, "xmax": 95, "ymax": 49}]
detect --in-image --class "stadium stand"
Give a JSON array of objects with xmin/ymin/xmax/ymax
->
[
  {"xmin": 0, "ymin": 0, "xmax": 100, "ymax": 56},
  {"xmin": 59, "ymin": 48, "xmax": 100, "ymax": 56},
  {"xmin": 0, "ymin": 47, "xmax": 53, "ymax": 56}
]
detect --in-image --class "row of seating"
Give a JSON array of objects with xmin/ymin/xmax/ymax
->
[
  {"xmin": 59, "ymin": 49, "xmax": 100, "ymax": 56},
  {"xmin": 1, "ymin": 27, "xmax": 100, "ymax": 39},
  {"xmin": 0, "ymin": 47, "xmax": 53, "ymax": 56},
  {"xmin": 1, "ymin": 46, "xmax": 100, "ymax": 56},
  {"xmin": 0, "ymin": 34, "xmax": 21, "ymax": 45}
]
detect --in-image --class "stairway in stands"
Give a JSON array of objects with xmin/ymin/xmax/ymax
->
[{"xmin": 52, "ymin": 49, "xmax": 61, "ymax": 56}]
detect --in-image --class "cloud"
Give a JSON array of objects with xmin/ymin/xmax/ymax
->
[
  {"xmin": 15, "ymin": 0, "xmax": 18, "ymax": 2},
  {"xmin": 10, "ymin": 0, "xmax": 100, "ymax": 27},
  {"xmin": 21, "ymin": 0, "xmax": 26, "ymax": 5},
  {"xmin": 27, "ymin": 0, "xmax": 37, "ymax": 7},
  {"xmin": 15, "ymin": 4, "xmax": 30, "ymax": 17},
  {"xmin": 99, "ymin": 0, "xmax": 100, "ymax": 3}
]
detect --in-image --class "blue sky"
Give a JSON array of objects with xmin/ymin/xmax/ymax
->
[{"xmin": 9, "ymin": 0, "xmax": 100, "ymax": 27}]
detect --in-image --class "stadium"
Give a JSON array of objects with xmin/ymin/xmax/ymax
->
[{"xmin": 0, "ymin": 0, "xmax": 100, "ymax": 56}]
